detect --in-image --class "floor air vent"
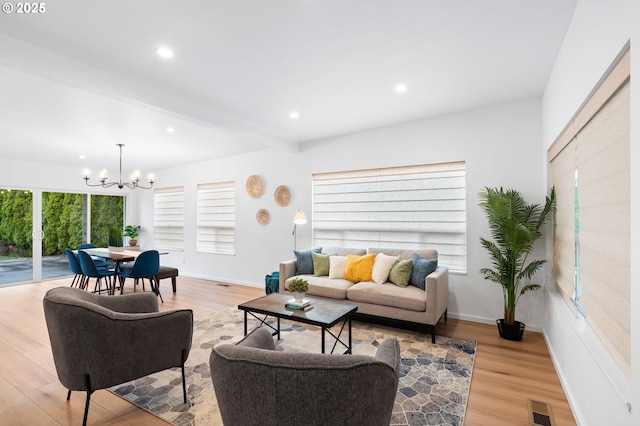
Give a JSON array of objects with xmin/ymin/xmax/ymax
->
[{"xmin": 528, "ymin": 399, "xmax": 554, "ymax": 426}]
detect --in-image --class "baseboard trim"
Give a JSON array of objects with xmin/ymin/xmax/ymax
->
[
  {"xmin": 179, "ymin": 272, "xmax": 262, "ymax": 289},
  {"xmin": 446, "ymin": 312, "xmax": 543, "ymax": 333}
]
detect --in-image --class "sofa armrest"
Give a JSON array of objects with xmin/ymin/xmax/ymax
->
[
  {"xmin": 425, "ymin": 266, "xmax": 449, "ymax": 325},
  {"xmin": 279, "ymin": 259, "xmax": 296, "ymax": 292}
]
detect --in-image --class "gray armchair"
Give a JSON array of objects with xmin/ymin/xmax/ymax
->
[
  {"xmin": 210, "ymin": 327, "xmax": 400, "ymax": 426},
  {"xmin": 43, "ymin": 287, "xmax": 193, "ymax": 426}
]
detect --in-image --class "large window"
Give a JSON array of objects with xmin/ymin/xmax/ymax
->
[
  {"xmin": 197, "ymin": 181, "xmax": 236, "ymax": 255},
  {"xmin": 154, "ymin": 187, "xmax": 184, "ymax": 250},
  {"xmin": 312, "ymin": 162, "xmax": 466, "ymax": 272},
  {"xmin": 549, "ymin": 45, "xmax": 630, "ymax": 375}
]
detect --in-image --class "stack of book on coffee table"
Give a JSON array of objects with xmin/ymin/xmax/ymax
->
[{"xmin": 285, "ymin": 298, "xmax": 313, "ymax": 311}]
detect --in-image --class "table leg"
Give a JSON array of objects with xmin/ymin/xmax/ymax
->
[
  {"xmin": 244, "ymin": 311, "xmax": 248, "ymax": 336},
  {"xmin": 348, "ymin": 316, "xmax": 352, "ymax": 354},
  {"xmin": 276, "ymin": 317, "xmax": 281, "ymax": 340},
  {"xmin": 113, "ymin": 260, "xmax": 122, "ymax": 296},
  {"xmin": 322, "ymin": 328, "xmax": 326, "ymax": 354}
]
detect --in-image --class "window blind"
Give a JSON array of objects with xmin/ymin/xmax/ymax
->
[
  {"xmin": 548, "ymin": 45, "xmax": 630, "ymax": 375},
  {"xmin": 550, "ymin": 139, "xmax": 579, "ymax": 313},
  {"xmin": 153, "ymin": 187, "xmax": 184, "ymax": 250},
  {"xmin": 312, "ymin": 162, "xmax": 466, "ymax": 272},
  {"xmin": 197, "ymin": 181, "xmax": 235, "ymax": 255},
  {"xmin": 576, "ymin": 80, "xmax": 630, "ymax": 374}
]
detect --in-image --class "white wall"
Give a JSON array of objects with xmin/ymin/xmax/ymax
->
[
  {"xmin": 541, "ymin": 0, "xmax": 636, "ymax": 425},
  {"xmin": 136, "ymin": 98, "xmax": 550, "ymax": 329}
]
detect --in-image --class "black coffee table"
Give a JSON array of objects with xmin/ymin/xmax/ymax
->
[{"xmin": 238, "ymin": 293, "xmax": 358, "ymax": 354}]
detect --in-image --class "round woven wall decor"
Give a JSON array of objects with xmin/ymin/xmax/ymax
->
[
  {"xmin": 274, "ymin": 185, "xmax": 291, "ymax": 206},
  {"xmin": 245, "ymin": 175, "xmax": 265, "ymax": 198},
  {"xmin": 256, "ymin": 209, "xmax": 269, "ymax": 225}
]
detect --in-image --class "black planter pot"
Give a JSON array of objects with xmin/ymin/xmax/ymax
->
[{"xmin": 496, "ymin": 319, "xmax": 525, "ymax": 341}]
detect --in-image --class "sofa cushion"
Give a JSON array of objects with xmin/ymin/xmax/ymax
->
[
  {"xmin": 371, "ymin": 253, "xmax": 399, "ymax": 284},
  {"xmin": 329, "ymin": 256, "xmax": 348, "ymax": 279},
  {"xmin": 294, "ymin": 247, "xmax": 322, "ymax": 275},
  {"xmin": 409, "ymin": 253, "xmax": 438, "ymax": 290},
  {"xmin": 312, "ymin": 252, "xmax": 331, "ymax": 277},
  {"xmin": 347, "ymin": 282, "xmax": 426, "ymax": 312},
  {"xmin": 322, "ymin": 247, "xmax": 367, "ymax": 256},
  {"xmin": 368, "ymin": 247, "xmax": 438, "ymax": 262},
  {"xmin": 287, "ymin": 275, "xmax": 353, "ymax": 299},
  {"xmin": 389, "ymin": 259, "xmax": 413, "ymax": 287},
  {"xmin": 344, "ymin": 254, "xmax": 376, "ymax": 283}
]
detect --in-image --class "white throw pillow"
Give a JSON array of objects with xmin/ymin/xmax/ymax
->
[
  {"xmin": 371, "ymin": 252, "xmax": 400, "ymax": 284},
  {"xmin": 328, "ymin": 256, "xmax": 348, "ymax": 279}
]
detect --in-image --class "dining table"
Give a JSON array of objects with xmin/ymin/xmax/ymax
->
[{"xmin": 79, "ymin": 247, "xmax": 167, "ymax": 295}]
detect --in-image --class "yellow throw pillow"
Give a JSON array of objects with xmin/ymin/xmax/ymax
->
[{"xmin": 343, "ymin": 253, "xmax": 376, "ymax": 283}]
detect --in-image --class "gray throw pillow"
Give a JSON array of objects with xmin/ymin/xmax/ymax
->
[
  {"xmin": 409, "ymin": 252, "xmax": 438, "ymax": 290},
  {"xmin": 294, "ymin": 247, "xmax": 322, "ymax": 275}
]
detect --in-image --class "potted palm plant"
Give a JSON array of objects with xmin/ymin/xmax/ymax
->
[{"xmin": 478, "ymin": 187, "xmax": 555, "ymax": 341}]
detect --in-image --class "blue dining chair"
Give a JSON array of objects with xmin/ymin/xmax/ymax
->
[
  {"xmin": 77, "ymin": 243, "xmax": 111, "ymax": 269},
  {"xmin": 77, "ymin": 250, "xmax": 116, "ymax": 294},
  {"xmin": 119, "ymin": 250, "xmax": 162, "ymax": 302},
  {"xmin": 64, "ymin": 248, "xmax": 86, "ymax": 289}
]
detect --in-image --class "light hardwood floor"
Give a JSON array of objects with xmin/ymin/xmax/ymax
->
[{"xmin": 0, "ymin": 276, "xmax": 576, "ymax": 425}]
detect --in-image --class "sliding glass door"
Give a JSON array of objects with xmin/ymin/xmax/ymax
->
[
  {"xmin": 0, "ymin": 189, "xmax": 124, "ymax": 286},
  {"xmin": 0, "ymin": 189, "xmax": 33, "ymax": 284},
  {"xmin": 41, "ymin": 191, "xmax": 87, "ymax": 280},
  {"xmin": 41, "ymin": 192, "xmax": 124, "ymax": 281}
]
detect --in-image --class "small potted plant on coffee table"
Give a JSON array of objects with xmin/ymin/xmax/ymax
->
[{"xmin": 288, "ymin": 277, "xmax": 309, "ymax": 303}]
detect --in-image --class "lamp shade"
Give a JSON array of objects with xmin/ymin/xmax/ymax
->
[{"xmin": 293, "ymin": 209, "xmax": 307, "ymax": 225}]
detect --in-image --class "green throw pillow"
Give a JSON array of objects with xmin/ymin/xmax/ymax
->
[
  {"xmin": 312, "ymin": 252, "xmax": 331, "ymax": 277},
  {"xmin": 389, "ymin": 259, "xmax": 413, "ymax": 287},
  {"xmin": 294, "ymin": 247, "xmax": 322, "ymax": 275}
]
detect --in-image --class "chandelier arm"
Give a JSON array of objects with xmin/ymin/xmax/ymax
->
[
  {"xmin": 84, "ymin": 179, "xmax": 106, "ymax": 187},
  {"xmin": 133, "ymin": 182, "xmax": 154, "ymax": 189}
]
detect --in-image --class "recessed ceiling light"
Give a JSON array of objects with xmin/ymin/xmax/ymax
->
[
  {"xmin": 79, "ymin": 154, "xmax": 86, "ymax": 159},
  {"xmin": 165, "ymin": 127, "xmax": 175, "ymax": 133},
  {"xmin": 395, "ymin": 84, "xmax": 407, "ymax": 93},
  {"xmin": 289, "ymin": 111, "xmax": 300, "ymax": 119},
  {"xmin": 156, "ymin": 47, "xmax": 174, "ymax": 59}
]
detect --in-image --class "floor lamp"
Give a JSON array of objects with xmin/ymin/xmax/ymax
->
[{"xmin": 292, "ymin": 209, "xmax": 307, "ymax": 250}]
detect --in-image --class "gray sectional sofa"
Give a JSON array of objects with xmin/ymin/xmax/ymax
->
[{"xmin": 279, "ymin": 247, "xmax": 449, "ymax": 343}]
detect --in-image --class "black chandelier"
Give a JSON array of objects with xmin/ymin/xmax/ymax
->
[{"xmin": 83, "ymin": 144, "xmax": 154, "ymax": 189}]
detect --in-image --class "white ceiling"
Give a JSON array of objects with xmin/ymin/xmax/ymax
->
[{"xmin": 0, "ymin": 0, "xmax": 577, "ymax": 177}]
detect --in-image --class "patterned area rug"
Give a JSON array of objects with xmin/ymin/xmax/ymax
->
[{"xmin": 110, "ymin": 308, "xmax": 476, "ymax": 426}]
